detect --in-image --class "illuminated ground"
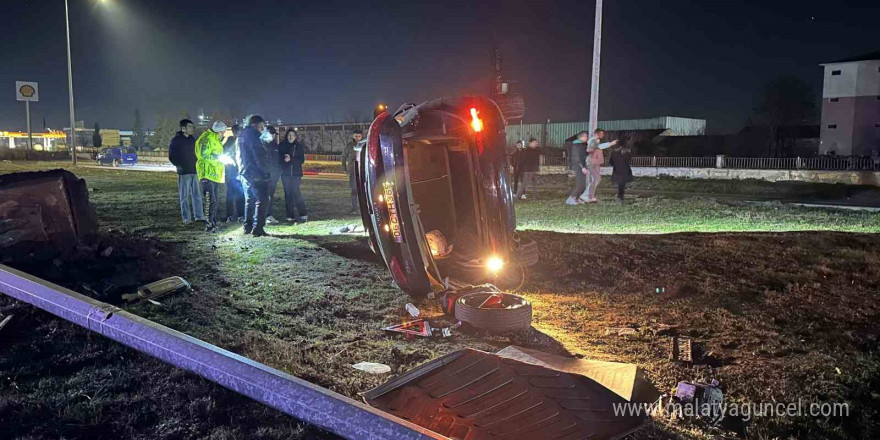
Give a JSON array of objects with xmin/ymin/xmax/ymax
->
[{"xmin": 1, "ymin": 162, "xmax": 878, "ymax": 440}]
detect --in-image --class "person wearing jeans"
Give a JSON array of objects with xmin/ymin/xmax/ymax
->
[
  {"xmin": 341, "ymin": 130, "xmax": 363, "ymax": 213},
  {"xmin": 515, "ymin": 138, "xmax": 541, "ymax": 200},
  {"xmin": 237, "ymin": 115, "xmax": 270, "ymax": 236},
  {"xmin": 195, "ymin": 121, "xmax": 227, "ymax": 232},
  {"xmin": 278, "ymin": 128, "xmax": 308, "ymax": 222},
  {"xmin": 566, "ymin": 131, "xmax": 589, "ymax": 205},
  {"xmin": 168, "ymin": 119, "xmax": 205, "ymax": 223},
  {"xmin": 581, "ymin": 128, "xmax": 617, "ymax": 203},
  {"xmin": 262, "ymin": 126, "xmax": 281, "ymax": 224}
]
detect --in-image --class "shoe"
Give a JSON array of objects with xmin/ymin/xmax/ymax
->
[
  {"xmin": 252, "ymin": 228, "xmax": 268, "ymax": 237},
  {"xmin": 195, "ymin": 218, "xmax": 207, "ymax": 223},
  {"xmin": 286, "ymin": 217, "xmax": 295, "ymax": 222},
  {"xmin": 237, "ymin": 217, "xmax": 245, "ymax": 223},
  {"xmin": 578, "ymin": 196, "xmax": 590, "ymax": 203},
  {"xmin": 565, "ymin": 197, "xmax": 580, "ymax": 205},
  {"xmin": 519, "ymin": 194, "xmax": 527, "ymax": 200},
  {"xmin": 226, "ymin": 216, "xmax": 236, "ymax": 223},
  {"xmin": 243, "ymin": 227, "xmax": 253, "ymax": 235},
  {"xmin": 266, "ymin": 216, "xmax": 278, "ymax": 224},
  {"xmin": 348, "ymin": 208, "xmax": 359, "ymax": 214},
  {"xmin": 183, "ymin": 220, "xmax": 193, "ymax": 225},
  {"xmin": 589, "ymin": 198, "xmax": 599, "ymax": 203},
  {"xmin": 298, "ymin": 216, "xmax": 308, "ymax": 223}
]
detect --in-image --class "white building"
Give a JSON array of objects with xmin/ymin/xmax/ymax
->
[{"xmin": 819, "ymin": 51, "xmax": 880, "ymax": 156}]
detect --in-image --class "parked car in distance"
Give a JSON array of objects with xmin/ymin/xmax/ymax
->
[{"xmin": 96, "ymin": 147, "xmax": 138, "ymax": 167}]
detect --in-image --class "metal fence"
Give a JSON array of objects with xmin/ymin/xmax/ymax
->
[{"xmin": 539, "ymin": 155, "xmax": 880, "ymax": 171}]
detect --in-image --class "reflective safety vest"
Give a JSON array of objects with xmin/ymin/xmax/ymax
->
[{"xmin": 195, "ymin": 130, "xmax": 225, "ymax": 183}]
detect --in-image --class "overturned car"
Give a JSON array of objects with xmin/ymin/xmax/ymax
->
[{"xmin": 354, "ymin": 97, "xmax": 538, "ymax": 298}]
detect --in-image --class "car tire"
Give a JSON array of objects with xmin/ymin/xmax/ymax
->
[{"xmin": 454, "ymin": 290, "xmax": 532, "ymax": 333}]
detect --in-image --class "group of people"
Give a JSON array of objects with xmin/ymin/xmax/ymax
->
[
  {"xmin": 565, "ymin": 128, "xmax": 632, "ymax": 205},
  {"xmin": 168, "ymin": 115, "xmax": 308, "ymax": 236}
]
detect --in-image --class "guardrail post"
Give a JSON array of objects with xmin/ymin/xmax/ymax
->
[
  {"xmin": 652, "ymin": 156, "xmax": 656, "ymax": 167},
  {"xmin": 796, "ymin": 156, "xmax": 802, "ymax": 169},
  {"xmin": 715, "ymin": 154, "xmax": 724, "ymax": 169}
]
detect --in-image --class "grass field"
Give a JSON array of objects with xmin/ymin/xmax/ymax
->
[{"xmin": 1, "ymin": 161, "xmax": 879, "ymax": 440}]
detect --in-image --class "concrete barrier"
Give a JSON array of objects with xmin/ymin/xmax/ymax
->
[{"xmin": 539, "ymin": 165, "xmax": 880, "ymax": 187}]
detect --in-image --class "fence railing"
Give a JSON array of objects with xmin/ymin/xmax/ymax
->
[{"xmin": 539, "ymin": 155, "xmax": 880, "ymax": 172}]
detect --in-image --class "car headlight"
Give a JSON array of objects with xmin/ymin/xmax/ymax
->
[{"xmin": 486, "ymin": 256, "xmax": 504, "ymax": 273}]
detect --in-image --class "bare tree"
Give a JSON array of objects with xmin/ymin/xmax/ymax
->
[{"xmin": 753, "ymin": 76, "xmax": 817, "ymax": 157}]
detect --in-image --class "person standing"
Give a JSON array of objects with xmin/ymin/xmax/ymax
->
[
  {"xmin": 278, "ymin": 128, "xmax": 308, "ymax": 222},
  {"xmin": 581, "ymin": 128, "xmax": 617, "ymax": 203},
  {"xmin": 238, "ymin": 115, "xmax": 270, "ymax": 236},
  {"xmin": 341, "ymin": 129, "xmax": 363, "ymax": 213},
  {"xmin": 515, "ymin": 138, "xmax": 541, "ymax": 200},
  {"xmin": 263, "ymin": 126, "xmax": 281, "ymax": 224},
  {"xmin": 609, "ymin": 145, "xmax": 633, "ymax": 201},
  {"xmin": 195, "ymin": 121, "xmax": 227, "ymax": 232},
  {"xmin": 168, "ymin": 119, "xmax": 205, "ymax": 223},
  {"xmin": 223, "ymin": 124, "xmax": 244, "ymax": 222},
  {"xmin": 565, "ymin": 131, "xmax": 589, "ymax": 205}
]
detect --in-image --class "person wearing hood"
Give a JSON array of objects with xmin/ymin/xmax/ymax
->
[
  {"xmin": 237, "ymin": 115, "xmax": 270, "ymax": 236},
  {"xmin": 278, "ymin": 128, "xmax": 308, "ymax": 222},
  {"xmin": 168, "ymin": 119, "xmax": 206, "ymax": 223},
  {"xmin": 196, "ymin": 121, "xmax": 227, "ymax": 232},
  {"xmin": 223, "ymin": 124, "xmax": 244, "ymax": 222},
  {"xmin": 262, "ymin": 126, "xmax": 282, "ymax": 224}
]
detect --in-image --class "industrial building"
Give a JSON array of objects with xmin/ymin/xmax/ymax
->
[{"xmin": 819, "ymin": 51, "xmax": 880, "ymax": 156}]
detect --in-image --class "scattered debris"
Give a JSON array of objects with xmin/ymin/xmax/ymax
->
[
  {"xmin": 352, "ymin": 362, "xmax": 391, "ymax": 374},
  {"xmin": 436, "ymin": 321, "xmax": 461, "ymax": 338},
  {"xmin": 364, "ymin": 349, "xmax": 647, "ymax": 439},
  {"xmin": 404, "ymin": 303, "xmax": 419, "ymax": 318},
  {"xmin": 100, "ymin": 246, "xmax": 114, "ymax": 257},
  {"xmin": 655, "ymin": 287, "xmax": 666, "ymax": 294},
  {"xmin": 453, "ymin": 290, "xmax": 532, "ymax": 333},
  {"xmin": 604, "ymin": 327, "xmax": 638, "ymax": 336},
  {"xmin": 646, "ymin": 323, "xmax": 679, "ymax": 336},
  {"xmin": 669, "ymin": 335, "xmax": 694, "ymax": 362},
  {"xmin": 675, "ymin": 380, "xmax": 724, "ymax": 423},
  {"xmin": 0, "ymin": 314, "xmax": 12, "ymax": 333},
  {"xmin": 122, "ymin": 276, "xmax": 191, "ymax": 302},
  {"xmin": 382, "ymin": 320, "xmax": 433, "ymax": 337},
  {"xmin": 330, "ymin": 224, "xmax": 364, "ymax": 235}
]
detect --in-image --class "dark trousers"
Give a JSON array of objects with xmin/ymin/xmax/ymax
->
[
  {"xmin": 516, "ymin": 171, "xmax": 536, "ymax": 198},
  {"xmin": 199, "ymin": 179, "xmax": 220, "ymax": 227},
  {"xmin": 281, "ymin": 174, "xmax": 308, "ymax": 219},
  {"xmin": 242, "ymin": 177, "xmax": 269, "ymax": 232},
  {"xmin": 347, "ymin": 162, "xmax": 358, "ymax": 211},
  {"xmin": 617, "ymin": 183, "xmax": 627, "ymax": 200},
  {"xmin": 569, "ymin": 170, "xmax": 587, "ymax": 198},
  {"xmin": 265, "ymin": 171, "xmax": 280, "ymax": 217},
  {"xmin": 225, "ymin": 175, "xmax": 244, "ymax": 219}
]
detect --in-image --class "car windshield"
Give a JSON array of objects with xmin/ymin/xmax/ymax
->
[{"xmin": 124, "ymin": 148, "xmax": 136, "ymax": 154}]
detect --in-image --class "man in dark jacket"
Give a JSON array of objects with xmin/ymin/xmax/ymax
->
[
  {"xmin": 610, "ymin": 146, "xmax": 633, "ymax": 201},
  {"xmin": 168, "ymin": 119, "xmax": 205, "ymax": 223},
  {"xmin": 515, "ymin": 138, "xmax": 541, "ymax": 200},
  {"xmin": 237, "ymin": 115, "xmax": 270, "ymax": 236},
  {"xmin": 223, "ymin": 124, "xmax": 244, "ymax": 222},
  {"xmin": 341, "ymin": 129, "xmax": 363, "ymax": 213},
  {"xmin": 278, "ymin": 128, "xmax": 308, "ymax": 222},
  {"xmin": 565, "ymin": 131, "xmax": 589, "ymax": 205}
]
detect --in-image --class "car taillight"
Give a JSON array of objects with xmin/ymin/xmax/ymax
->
[
  {"xmin": 470, "ymin": 108, "xmax": 483, "ymax": 133},
  {"xmin": 367, "ymin": 113, "xmax": 389, "ymax": 163},
  {"xmin": 390, "ymin": 255, "xmax": 409, "ymax": 290}
]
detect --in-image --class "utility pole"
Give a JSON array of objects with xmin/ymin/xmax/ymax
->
[
  {"xmin": 65, "ymin": 0, "xmax": 77, "ymax": 164},
  {"xmin": 589, "ymin": 0, "xmax": 603, "ymax": 134}
]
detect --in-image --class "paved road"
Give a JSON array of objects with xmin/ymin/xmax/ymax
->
[{"xmin": 82, "ymin": 164, "xmax": 348, "ymax": 181}]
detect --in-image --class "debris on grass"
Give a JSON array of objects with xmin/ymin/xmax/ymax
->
[
  {"xmin": 0, "ymin": 314, "xmax": 12, "ymax": 333},
  {"xmin": 351, "ymin": 362, "xmax": 391, "ymax": 374},
  {"xmin": 604, "ymin": 327, "xmax": 638, "ymax": 336},
  {"xmin": 122, "ymin": 276, "xmax": 191, "ymax": 303},
  {"xmin": 100, "ymin": 246, "xmax": 114, "ymax": 257},
  {"xmin": 404, "ymin": 303, "xmax": 419, "ymax": 317},
  {"xmin": 669, "ymin": 335, "xmax": 694, "ymax": 362},
  {"xmin": 382, "ymin": 319, "xmax": 433, "ymax": 337}
]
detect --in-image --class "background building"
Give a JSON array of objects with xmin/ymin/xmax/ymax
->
[{"xmin": 819, "ymin": 51, "xmax": 880, "ymax": 156}]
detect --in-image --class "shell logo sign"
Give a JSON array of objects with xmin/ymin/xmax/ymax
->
[{"xmin": 15, "ymin": 81, "xmax": 39, "ymax": 102}]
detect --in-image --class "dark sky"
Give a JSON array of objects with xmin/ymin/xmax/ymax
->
[{"xmin": 1, "ymin": 0, "xmax": 877, "ymax": 134}]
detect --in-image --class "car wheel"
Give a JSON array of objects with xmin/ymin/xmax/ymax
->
[{"xmin": 454, "ymin": 290, "xmax": 532, "ymax": 333}]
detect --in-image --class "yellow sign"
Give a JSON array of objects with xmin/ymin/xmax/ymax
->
[
  {"xmin": 382, "ymin": 181, "xmax": 403, "ymax": 243},
  {"xmin": 15, "ymin": 81, "xmax": 39, "ymax": 102}
]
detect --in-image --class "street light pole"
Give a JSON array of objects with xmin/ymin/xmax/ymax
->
[
  {"xmin": 588, "ymin": 0, "xmax": 603, "ymax": 134},
  {"xmin": 64, "ymin": 0, "xmax": 77, "ymax": 165}
]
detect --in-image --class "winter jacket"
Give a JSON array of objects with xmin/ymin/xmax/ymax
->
[
  {"xmin": 195, "ymin": 130, "xmax": 225, "ymax": 183},
  {"xmin": 586, "ymin": 136, "xmax": 614, "ymax": 167},
  {"xmin": 279, "ymin": 140, "xmax": 306, "ymax": 177},
  {"xmin": 168, "ymin": 131, "xmax": 197, "ymax": 175},
  {"xmin": 516, "ymin": 147, "xmax": 541, "ymax": 173},
  {"xmin": 610, "ymin": 150, "xmax": 633, "ymax": 185},
  {"xmin": 264, "ymin": 140, "xmax": 281, "ymax": 176},
  {"xmin": 569, "ymin": 140, "xmax": 587, "ymax": 172},
  {"xmin": 341, "ymin": 140, "xmax": 357, "ymax": 174},
  {"xmin": 237, "ymin": 126, "xmax": 268, "ymax": 181}
]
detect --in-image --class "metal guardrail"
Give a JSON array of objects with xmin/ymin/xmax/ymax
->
[
  {"xmin": 0, "ymin": 264, "xmax": 442, "ymax": 440},
  {"xmin": 539, "ymin": 155, "xmax": 880, "ymax": 171}
]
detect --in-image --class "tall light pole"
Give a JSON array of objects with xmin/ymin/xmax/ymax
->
[
  {"xmin": 65, "ymin": 0, "xmax": 77, "ymax": 165},
  {"xmin": 588, "ymin": 0, "xmax": 603, "ymax": 134}
]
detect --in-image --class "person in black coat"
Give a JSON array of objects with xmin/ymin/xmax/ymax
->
[
  {"xmin": 168, "ymin": 119, "xmax": 205, "ymax": 223},
  {"xmin": 514, "ymin": 138, "xmax": 541, "ymax": 200},
  {"xmin": 565, "ymin": 131, "xmax": 589, "ymax": 205},
  {"xmin": 610, "ymin": 146, "xmax": 634, "ymax": 201},
  {"xmin": 237, "ymin": 115, "xmax": 270, "ymax": 236},
  {"xmin": 263, "ymin": 126, "xmax": 282, "ymax": 224},
  {"xmin": 223, "ymin": 124, "xmax": 244, "ymax": 222},
  {"xmin": 278, "ymin": 128, "xmax": 308, "ymax": 222}
]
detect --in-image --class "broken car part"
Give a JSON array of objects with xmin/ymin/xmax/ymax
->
[
  {"xmin": 453, "ymin": 291, "xmax": 532, "ymax": 333},
  {"xmin": 352, "ymin": 362, "xmax": 392, "ymax": 374},
  {"xmin": 121, "ymin": 276, "xmax": 192, "ymax": 302},
  {"xmin": 364, "ymin": 349, "xmax": 645, "ymax": 440}
]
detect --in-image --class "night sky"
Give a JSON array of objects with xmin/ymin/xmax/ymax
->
[{"xmin": 1, "ymin": 0, "xmax": 877, "ymax": 134}]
